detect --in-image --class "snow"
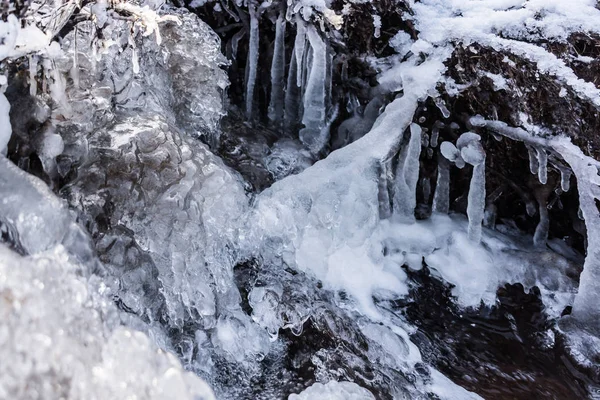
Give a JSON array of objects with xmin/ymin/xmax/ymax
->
[{"xmin": 406, "ymin": 0, "xmax": 600, "ymax": 107}]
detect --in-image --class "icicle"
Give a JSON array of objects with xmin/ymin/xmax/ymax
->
[
  {"xmin": 325, "ymin": 42, "xmax": 333, "ymax": 112},
  {"xmin": 456, "ymin": 132, "xmax": 486, "ymax": 243},
  {"xmin": 29, "ymin": 55, "xmax": 38, "ymax": 96},
  {"xmin": 554, "ymin": 141, "xmax": 600, "ymax": 330},
  {"xmin": 431, "ymin": 121, "xmax": 443, "ymax": 147},
  {"xmin": 284, "ymin": 48, "xmax": 300, "ymax": 131},
  {"xmin": 561, "ymin": 169, "xmax": 571, "ymax": 192},
  {"xmin": 422, "ymin": 177, "xmax": 431, "ymax": 203},
  {"xmin": 527, "ymin": 145, "xmax": 538, "ymax": 175},
  {"xmin": 245, "ymin": 3, "xmax": 259, "ymax": 120},
  {"xmin": 42, "ymin": 47, "xmax": 70, "ymax": 117},
  {"xmin": 372, "ymin": 15, "xmax": 381, "ymax": 38},
  {"xmin": 467, "ymin": 161, "xmax": 486, "ymax": 243},
  {"xmin": 434, "ymin": 97, "xmax": 450, "ymax": 119},
  {"xmin": 299, "ymin": 26, "xmax": 327, "ymax": 154},
  {"xmin": 533, "ymin": 190, "xmax": 550, "ymax": 247},
  {"xmin": 393, "ymin": 123, "xmax": 422, "ymax": 219},
  {"xmin": 378, "ymin": 159, "xmax": 393, "ymax": 219},
  {"xmin": 227, "ymin": 28, "xmax": 246, "ymax": 60},
  {"xmin": 483, "ymin": 186, "xmax": 503, "ymax": 229},
  {"xmin": 69, "ymin": 26, "xmax": 80, "ymax": 88},
  {"xmin": 553, "ymin": 162, "xmax": 572, "ymax": 192},
  {"xmin": 268, "ymin": 12, "xmax": 286, "ymax": 126},
  {"xmin": 536, "ymin": 147, "xmax": 548, "ymax": 184},
  {"xmin": 294, "ymin": 16, "xmax": 307, "ymax": 87}
]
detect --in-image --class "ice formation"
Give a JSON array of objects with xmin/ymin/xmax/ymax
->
[
  {"xmin": 393, "ymin": 123, "xmax": 422, "ymax": 220},
  {"xmin": 245, "ymin": 2, "xmax": 260, "ymax": 119},
  {"xmin": 268, "ymin": 11, "xmax": 286, "ymax": 126},
  {"xmin": 0, "ymin": 244, "xmax": 216, "ymax": 400},
  {"xmin": 2, "ymin": 0, "xmax": 600, "ymax": 398}
]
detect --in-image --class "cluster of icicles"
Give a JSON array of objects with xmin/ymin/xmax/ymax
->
[
  {"xmin": 243, "ymin": 6, "xmax": 335, "ymax": 155},
  {"xmin": 419, "ymin": 116, "xmax": 575, "ymax": 247},
  {"xmin": 390, "ymin": 111, "xmax": 600, "ymax": 329}
]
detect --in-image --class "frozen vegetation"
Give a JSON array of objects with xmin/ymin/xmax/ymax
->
[{"xmin": 1, "ymin": 0, "xmax": 600, "ymax": 398}]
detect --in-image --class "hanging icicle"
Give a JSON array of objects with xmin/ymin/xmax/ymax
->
[
  {"xmin": 294, "ymin": 15, "xmax": 307, "ymax": 88},
  {"xmin": 284, "ymin": 45, "xmax": 300, "ymax": 132},
  {"xmin": 527, "ymin": 145, "xmax": 538, "ymax": 175},
  {"xmin": 533, "ymin": 188, "xmax": 550, "ymax": 247},
  {"xmin": 554, "ymin": 141, "xmax": 600, "ymax": 331},
  {"xmin": 29, "ymin": 55, "xmax": 38, "ymax": 96},
  {"xmin": 393, "ymin": 123, "xmax": 422, "ymax": 219},
  {"xmin": 268, "ymin": 11, "xmax": 286, "ymax": 126},
  {"xmin": 299, "ymin": 25, "xmax": 328, "ymax": 154},
  {"xmin": 430, "ymin": 121, "xmax": 443, "ymax": 148},
  {"xmin": 440, "ymin": 132, "xmax": 486, "ymax": 243},
  {"xmin": 245, "ymin": 2, "xmax": 259, "ymax": 120},
  {"xmin": 536, "ymin": 147, "xmax": 548, "ymax": 184},
  {"xmin": 432, "ymin": 155, "xmax": 450, "ymax": 214}
]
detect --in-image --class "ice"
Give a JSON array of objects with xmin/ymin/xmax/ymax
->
[
  {"xmin": 289, "ymin": 381, "xmax": 375, "ymax": 400},
  {"xmin": 432, "ymin": 156, "xmax": 450, "ymax": 214},
  {"xmin": 430, "ymin": 120, "xmax": 443, "ymax": 147},
  {"xmin": 299, "ymin": 25, "xmax": 328, "ymax": 154},
  {"xmin": 536, "ymin": 147, "xmax": 548, "ymax": 185},
  {"xmin": 0, "ymin": 156, "xmax": 93, "ymax": 259},
  {"xmin": 245, "ymin": 3, "xmax": 260, "ymax": 119},
  {"xmin": 434, "ymin": 97, "xmax": 450, "ymax": 118},
  {"xmin": 332, "ymin": 97, "xmax": 384, "ymax": 150},
  {"xmin": 560, "ymin": 166, "xmax": 572, "ymax": 192},
  {"xmin": 268, "ymin": 11, "xmax": 286, "ymax": 126},
  {"xmin": 245, "ymin": 93, "xmax": 420, "ymax": 320},
  {"xmin": 553, "ymin": 139, "xmax": 600, "ymax": 332},
  {"xmin": 294, "ymin": 16, "xmax": 307, "ymax": 87},
  {"xmin": 533, "ymin": 188, "xmax": 550, "ymax": 247},
  {"xmin": 284, "ymin": 50, "xmax": 301, "ymax": 130},
  {"xmin": 393, "ymin": 123, "xmax": 422, "ymax": 219},
  {"xmin": 0, "ymin": 244, "xmax": 215, "ymax": 400},
  {"xmin": 440, "ymin": 141, "xmax": 465, "ymax": 168},
  {"xmin": 527, "ymin": 145, "xmax": 539, "ymax": 175},
  {"xmin": 0, "ymin": 91, "xmax": 11, "ymax": 154},
  {"xmin": 456, "ymin": 133, "xmax": 486, "ymax": 243}
]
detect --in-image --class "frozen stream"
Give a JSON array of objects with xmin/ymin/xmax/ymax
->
[{"xmin": 1, "ymin": 1, "xmax": 600, "ymax": 399}]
